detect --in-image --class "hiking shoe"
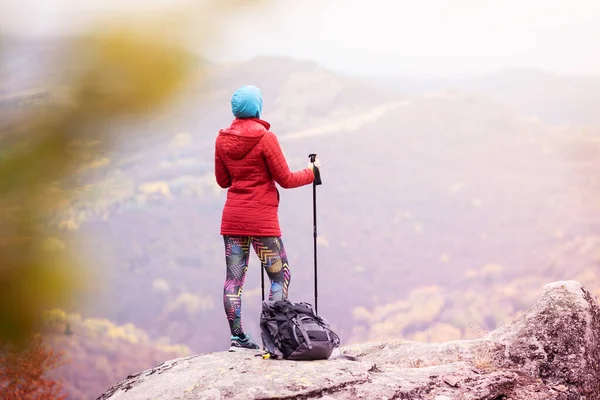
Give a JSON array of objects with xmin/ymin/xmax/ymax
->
[{"xmin": 229, "ymin": 334, "xmax": 260, "ymax": 352}]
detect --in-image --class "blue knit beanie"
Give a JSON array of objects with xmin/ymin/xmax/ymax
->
[{"xmin": 231, "ymin": 85, "xmax": 263, "ymax": 119}]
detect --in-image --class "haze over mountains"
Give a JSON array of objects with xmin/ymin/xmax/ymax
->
[
  {"xmin": 3, "ymin": 39, "xmax": 600, "ymax": 399},
  {"xmin": 372, "ymin": 68, "xmax": 600, "ymax": 127}
]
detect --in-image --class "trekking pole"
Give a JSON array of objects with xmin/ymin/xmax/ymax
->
[
  {"xmin": 308, "ymin": 154, "xmax": 322, "ymax": 314},
  {"xmin": 261, "ymin": 266, "xmax": 265, "ymax": 302}
]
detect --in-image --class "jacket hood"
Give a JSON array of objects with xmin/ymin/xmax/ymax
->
[
  {"xmin": 218, "ymin": 118, "xmax": 271, "ymax": 160},
  {"xmin": 231, "ymin": 85, "xmax": 263, "ymax": 119}
]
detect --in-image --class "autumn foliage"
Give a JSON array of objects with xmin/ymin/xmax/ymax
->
[{"xmin": 0, "ymin": 335, "xmax": 66, "ymax": 400}]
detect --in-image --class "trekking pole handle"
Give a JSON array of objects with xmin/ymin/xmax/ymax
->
[{"xmin": 308, "ymin": 154, "xmax": 322, "ymax": 186}]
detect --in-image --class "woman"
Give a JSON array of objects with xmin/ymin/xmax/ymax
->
[{"xmin": 214, "ymin": 85, "xmax": 321, "ymax": 351}]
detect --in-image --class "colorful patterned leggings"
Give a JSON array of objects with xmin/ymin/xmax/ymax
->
[{"xmin": 223, "ymin": 235, "xmax": 291, "ymax": 336}]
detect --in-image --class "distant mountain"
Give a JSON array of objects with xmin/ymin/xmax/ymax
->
[
  {"xmin": 186, "ymin": 55, "xmax": 404, "ymax": 135},
  {"xmin": 460, "ymin": 68, "xmax": 600, "ymax": 127},
  {"xmin": 370, "ymin": 68, "xmax": 600, "ymax": 127}
]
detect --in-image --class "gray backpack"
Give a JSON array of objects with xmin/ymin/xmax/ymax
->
[{"xmin": 259, "ymin": 300, "xmax": 340, "ymax": 360}]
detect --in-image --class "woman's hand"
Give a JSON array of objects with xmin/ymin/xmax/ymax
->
[{"xmin": 308, "ymin": 158, "xmax": 322, "ymax": 171}]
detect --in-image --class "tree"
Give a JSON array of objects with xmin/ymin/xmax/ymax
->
[{"xmin": 0, "ymin": 335, "xmax": 66, "ymax": 400}]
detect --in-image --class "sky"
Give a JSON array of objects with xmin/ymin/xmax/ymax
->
[{"xmin": 1, "ymin": 0, "xmax": 599, "ymax": 78}]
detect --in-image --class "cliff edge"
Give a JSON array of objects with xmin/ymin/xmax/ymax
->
[{"xmin": 97, "ymin": 281, "xmax": 600, "ymax": 400}]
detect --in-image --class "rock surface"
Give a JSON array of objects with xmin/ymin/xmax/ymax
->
[{"xmin": 97, "ymin": 281, "xmax": 600, "ymax": 400}]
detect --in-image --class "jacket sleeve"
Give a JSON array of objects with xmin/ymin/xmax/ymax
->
[
  {"xmin": 214, "ymin": 145, "xmax": 232, "ymax": 189},
  {"xmin": 263, "ymin": 132, "xmax": 314, "ymax": 189}
]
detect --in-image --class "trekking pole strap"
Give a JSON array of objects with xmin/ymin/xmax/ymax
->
[{"xmin": 308, "ymin": 154, "xmax": 322, "ymax": 186}]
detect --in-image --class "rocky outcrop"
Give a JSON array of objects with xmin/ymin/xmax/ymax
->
[{"xmin": 97, "ymin": 281, "xmax": 600, "ymax": 400}]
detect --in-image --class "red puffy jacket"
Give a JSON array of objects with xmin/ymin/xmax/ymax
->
[{"xmin": 215, "ymin": 118, "xmax": 314, "ymax": 237}]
